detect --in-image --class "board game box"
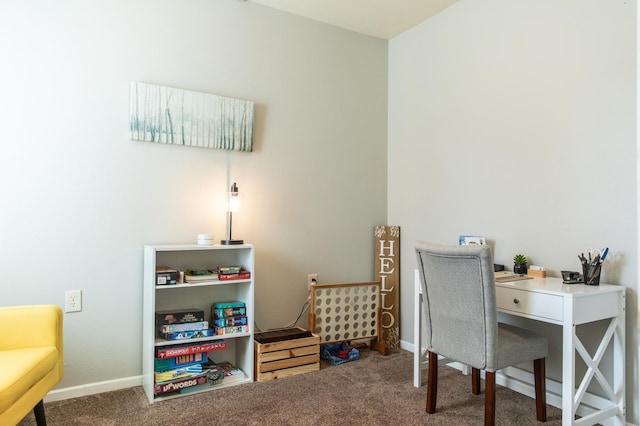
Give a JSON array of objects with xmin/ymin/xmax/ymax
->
[
  {"xmin": 156, "ymin": 341, "xmax": 227, "ymax": 359},
  {"xmin": 156, "ymin": 309, "xmax": 205, "ymax": 326},
  {"xmin": 214, "ymin": 325, "xmax": 249, "ymax": 335},
  {"xmin": 160, "ymin": 328, "xmax": 214, "ymax": 341},
  {"xmin": 155, "ymin": 351, "xmax": 206, "ymax": 371},
  {"xmin": 156, "ymin": 267, "xmax": 178, "ymax": 285},
  {"xmin": 211, "ymin": 302, "xmax": 246, "ymax": 319},
  {"xmin": 154, "ymin": 374, "xmax": 208, "ymax": 395},
  {"xmin": 213, "ymin": 315, "xmax": 247, "ymax": 327},
  {"xmin": 160, "ymin": 321, "xmax": 209, "ymax": 334}
]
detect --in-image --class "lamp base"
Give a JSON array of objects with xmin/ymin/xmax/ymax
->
[{"xmin": 221, "ymin": 239, "xmax": 244, "ymax": 245}]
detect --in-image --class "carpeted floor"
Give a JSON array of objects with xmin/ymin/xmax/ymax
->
[{"xmin": 19, "ymin": 349, "xmax": 563, "ymax": 425}]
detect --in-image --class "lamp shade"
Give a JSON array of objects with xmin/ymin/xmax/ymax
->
[{"xmin": 229, "ymin": 185, "xmax": 240, "ymax": 212}]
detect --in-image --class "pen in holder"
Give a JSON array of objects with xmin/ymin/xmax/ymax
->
[
  {"xmin": 579, "ymin": 247, "xmax": 607, "ymax": 286},
  {"xmin": 582, "ymin": 262, "xmax": 601, "ymax": 286}
]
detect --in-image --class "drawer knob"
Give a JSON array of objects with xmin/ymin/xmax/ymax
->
[{"xmin": 513, "ymin": 298, "xmax": 520, "ymax": 304}]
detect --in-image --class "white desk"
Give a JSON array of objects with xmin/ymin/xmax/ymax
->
[{"xmin": 413, "ymin": 270, "xmax": 626, "ymax": 426}]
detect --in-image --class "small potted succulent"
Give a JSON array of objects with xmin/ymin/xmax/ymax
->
[{"xmin": 513, "ymin": 254, "xmax": 528, "ymax": 275}]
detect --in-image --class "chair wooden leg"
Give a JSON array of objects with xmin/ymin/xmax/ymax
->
[
  {"xmin": 534, "ymin": 358, "xmax": 547, "ymax": 422},
  {"xmin": 471, "ymin": 367, "xmax": 481, "ymax": 395},
  {"xmin": 426, "ymin": 351, "xmax": 438, "ymax": 414},
  {"xmin": 484, "ymin": 371, "xmax": 496, "ymax": 426},
  {"xmin": 34, "ymin": 399, "xmax": 47, "ymax": 426}
]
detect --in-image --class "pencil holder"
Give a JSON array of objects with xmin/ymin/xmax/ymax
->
[{"xmin": 582, "ymin": 263, "xmax": 601, "ymax": 286}]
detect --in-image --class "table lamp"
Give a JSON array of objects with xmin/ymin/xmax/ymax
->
[{"xmin": 221, "ymin": 182, "xmax": 243, "ymax": 245}]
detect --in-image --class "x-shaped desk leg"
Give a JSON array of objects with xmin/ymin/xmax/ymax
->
[{"xmin": 569, "ymin": 316, "xmax": 625, "ymax": 426}]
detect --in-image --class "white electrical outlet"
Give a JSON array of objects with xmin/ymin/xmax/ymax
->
[
  {"xmin": 307, "ymin": 273, "xmax": 318, "ymax": 289},
  {"xmin": 65, "ymin": 290, "xmax": 82, "ymax": 313}
]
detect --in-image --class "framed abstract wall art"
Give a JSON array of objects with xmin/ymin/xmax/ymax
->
[{"xmin": 130, "ymin": 82, "xmax": 254, "ymax": 152}]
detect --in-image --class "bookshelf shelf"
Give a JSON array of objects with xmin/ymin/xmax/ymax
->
[
  {"xmin": 142, "ymin": 243, "xmax": 255, "ymax": 403},
  {"xmin": 155, "ymin": 279, "xmax": 252, "ymax": 290}
]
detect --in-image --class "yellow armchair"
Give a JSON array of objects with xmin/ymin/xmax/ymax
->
[{"xmin": 0, "ymin": 305, "xmax": 63, "ymax": 426}]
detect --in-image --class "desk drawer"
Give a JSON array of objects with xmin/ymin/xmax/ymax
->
[{"xmin": 496, "ymin": 288, "xmax": 563, "ymax": 322}]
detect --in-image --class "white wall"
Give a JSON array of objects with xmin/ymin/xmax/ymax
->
[
  {"xmin": 388, "ymin": 0, "xmax": 637, "ymax": 422},
  {"xmin": 0, "ymin": 0, "xmax": 387, "ymax": 393}
]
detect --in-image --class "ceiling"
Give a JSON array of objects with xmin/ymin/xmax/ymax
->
[{"xmin": 248, "ymin": 0, "xmax": 460, "ymax": 40}]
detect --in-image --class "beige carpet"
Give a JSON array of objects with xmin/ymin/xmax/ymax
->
[{"xmin": 19, "ymin": 349, "xmax": 563, "ymax": 425}]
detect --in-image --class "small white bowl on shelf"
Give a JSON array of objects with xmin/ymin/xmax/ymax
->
[{"xmin": 197, "ymin": 234, "xmax": 214, "ymax": 245}]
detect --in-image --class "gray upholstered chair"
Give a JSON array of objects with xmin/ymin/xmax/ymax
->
[{"xmin": 415, "ymin": 241, "xmax": 548, "ymax": 426}]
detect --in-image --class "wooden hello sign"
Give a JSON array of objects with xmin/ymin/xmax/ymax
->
[{"xmin": 374, "ymin": 225, "xmax": 400, "ymax": 349}]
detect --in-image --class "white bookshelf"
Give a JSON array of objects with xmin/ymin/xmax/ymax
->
[{"xmin": 142, "ymin": 244, "xmax": 254, "ymax": 403}]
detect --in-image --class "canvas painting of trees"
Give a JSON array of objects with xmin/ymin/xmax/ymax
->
[{"xmin": 129, "ymin": 82, "xmax": 254, "ymax": 152}]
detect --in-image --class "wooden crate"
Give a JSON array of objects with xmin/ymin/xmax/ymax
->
[
  {"xmin": 254, "ymin": 331, "xmax": 320, "ymax": 382},
  {"xmin": 527, "ymin": 268, "xmax": 546, "ymax": 278}
]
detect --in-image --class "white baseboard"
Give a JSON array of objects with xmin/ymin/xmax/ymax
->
[
  {"xmin": 399, "ymin": 339, "xmax": 413, "ymax": 352},
  {"xmin": 45, "ymin": 375, "xmax": 142, "ymax": 402}
]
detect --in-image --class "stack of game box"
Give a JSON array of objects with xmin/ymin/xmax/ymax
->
[
  {"xmin": 184, "ymin": 268, "xmax": 219, "ymax": 283},
  {"xmin": 153, "ymin": 341, "xmax": 227, "ymax": 396},
  {"xmin": 216, "ymin": 266, "xmax": 251, "ymax": 281},
  {"xmin": 156, "ymin": 309, "xmax": 214, "ymax": 341},
  {"xmin": 211, "ymin": 301, "xmax": 249, "ymax": 335}
]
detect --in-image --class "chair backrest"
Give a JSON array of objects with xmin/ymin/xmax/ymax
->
[{"xmin": 415, "ymin": 241, "xmax": 497, "ymax": 370}]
